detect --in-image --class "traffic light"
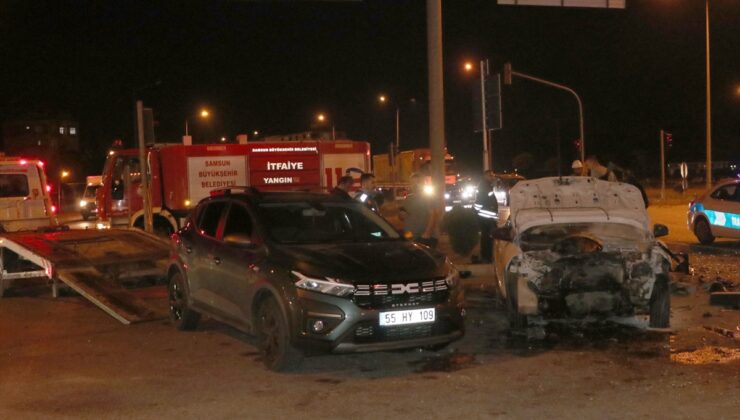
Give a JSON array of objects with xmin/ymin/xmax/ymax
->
[{"xmin": 664, "ymin": 132, "xmax": 673, "ymax": 149}]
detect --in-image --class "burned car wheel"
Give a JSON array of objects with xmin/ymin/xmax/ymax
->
[
  {"xmin": 168, "ymin": 273, "xmax": 200, "ymax": 331},
  {"xmin": 257, "ymin": 297, "xmax": 303, "ymax": 372},
  {"xmin": 694, "ymin": 218, "xmax": 715, "ymax": 245},
  {"xmin": 649, "ymin": 275, "xmax": 670, "ymax": 328}
]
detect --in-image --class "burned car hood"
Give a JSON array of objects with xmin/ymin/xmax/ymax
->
[
  {"xmin": 270, "ymin": 241, "xmax": 447, "ymax": 283},
  {"xmin": 508, "ymin": 177, "xmax": 650, "ymax": 233}
]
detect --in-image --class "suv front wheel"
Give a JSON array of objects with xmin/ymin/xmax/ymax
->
[
  {"xmin": 168, "ymin": 273, "xmax": 200, "ymax": 330},
  {"xmin": 256, "ymin": 296, "xmax": 303, "ymax": 371}
]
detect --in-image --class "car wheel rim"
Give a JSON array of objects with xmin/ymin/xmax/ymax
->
[{"xmin": 169, "ymin": 280, "xmax": 184, "ymax": 321}]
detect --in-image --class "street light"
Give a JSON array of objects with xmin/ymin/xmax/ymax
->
[
  {"xmin": 315, "ymin": 113, "xmax": 335, "ymax": 140},
  {"xmin": 463, "ymin": 59, "xmax": 492, "ymax": 171},
  {"xmin": 185, "ymin": 108, "xmax": 211, "ymax": 137},
  {"xmin": 58, "ymin": 169, "xmax": 69, "ymax": 211},
  {"xmin": 377, "ymin": 94, "xmax": 402, "ymax": 154}
]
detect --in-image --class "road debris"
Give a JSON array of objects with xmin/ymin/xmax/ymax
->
[{"xmin": 702, "ymin": 325, "xmax": 740, "ymax": 340}]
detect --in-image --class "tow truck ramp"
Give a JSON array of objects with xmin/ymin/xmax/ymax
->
[{"xmin": 0, "ymin": 229, "xmax": 169, "ymax": 324}]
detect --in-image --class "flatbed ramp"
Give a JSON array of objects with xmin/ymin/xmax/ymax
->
[{"xmin": 0, "ymin": 229, "xmax": 169, "ymax": 324}]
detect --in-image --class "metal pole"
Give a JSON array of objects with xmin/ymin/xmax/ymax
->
[
  {"xmin": 426, "ymin": 0, "xmax": 445, "ymax": 214},
  {"xmin": 705, "ymin": 0, "xmax": 712, "ymax": 189},
  {"xmin": 395, "ymin": 106, "xmax": 400, "ymax": 151},
  {"xmin": 136, "ymin": 101, "xmax": 153, "ymax": 233},
  {"xmin": 660, "ymin": 129, "xmax": 665, "ymax": 201},
  {"xmin": 512, "ymin": 70, "xmax": 585, "ymax": 163},
  {"xmin": 480, "ymin": 59, "xmax": 489, "ymax": 171},
  {"xmin": 185, "ymin": 119, "xmax": 189, "ymax": 137}
]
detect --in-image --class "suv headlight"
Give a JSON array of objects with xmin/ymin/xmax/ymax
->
[
  {"xmin": 292, "ymin": 271, "xmax": 355, "ymax": 297},
  {"xmin": 445, "ymin": 266, "xmax": 460, "ymax": 288}
]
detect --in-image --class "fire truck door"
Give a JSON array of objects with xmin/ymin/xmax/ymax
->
[{"xmin": 109, "ymin": 156, "xmax": 142, "ymax": 218}]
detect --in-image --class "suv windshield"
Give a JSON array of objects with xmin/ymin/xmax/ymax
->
[
  {"xmin": 519, "ymin": 223, "xmax": 648, "ymax": 252},
  {"xmin": 83, "ymin": 185, "xmax": 100, "ymax": 199},
  {"xmin": 257, "ymin": 200, "xmax": 400, "ymax": 244}
]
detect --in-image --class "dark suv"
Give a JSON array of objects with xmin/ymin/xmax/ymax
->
[{"xmin": 167, "ymin": 188, "xmax": 465, "ymax": 371}]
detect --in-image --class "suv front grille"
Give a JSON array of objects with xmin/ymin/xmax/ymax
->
[{"xmin": 353, "ymin": 279, "xmax": 449, "ymax": 309}]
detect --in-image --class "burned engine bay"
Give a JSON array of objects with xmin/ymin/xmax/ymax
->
[{"xmin": 509, "ymin": 223, "xmax": 671, "ymax": 319}]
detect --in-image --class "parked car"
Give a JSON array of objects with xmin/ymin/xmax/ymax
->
[
  {"xmin": 79, "ymin": 175, "xmax": 102, "ymax": 221},
  {"xmin": 493, "ymin": 177, "xmax": 672, "ymax": 329},
  {"xmin": 168, "ymin": 188, "xmax": 465, "ymax": 371},
  {"xmin": 688, "ymin": 178, "xmax": 740, "ymax": 244}
]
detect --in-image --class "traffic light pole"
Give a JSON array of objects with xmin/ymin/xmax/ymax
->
[
  {"xmin": 660, "ymin": 129, "xmax": 665, "ymax": 201},
  {"xmin": 509, "ymin": 69, "xmax": 585, "ymax": 165},
  {"xmin": 479, "ymin": 59, "xmax": 490, "ymax": 171}
]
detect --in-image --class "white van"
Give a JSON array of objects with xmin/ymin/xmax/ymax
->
[{"xmin": 0, "ymin": 158, "xmax": 58, "ymax": 232}]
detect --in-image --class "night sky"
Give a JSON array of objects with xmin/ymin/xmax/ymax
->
[{"xmin": 1, "ymin": 0, "xmax": 739, "ymax": 178}]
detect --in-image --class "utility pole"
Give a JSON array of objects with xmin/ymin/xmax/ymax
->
[
  {"xmin": 479, "ymin": 59, "xmax": 489, "ymax": 171},
  {"xmin": 136, "ymin": 100, "xmax": 153, "ymax": 233},
  {"xmin": 705, "ymin": 0, "xmax": 712, "ymax": 190},
  {"xmin": 426, "ymin": 0, "xmax": 446, "ymax": 207},
  {"xmin": 660, "ymin": 129, "xmax": 665, "ymax": 201}
]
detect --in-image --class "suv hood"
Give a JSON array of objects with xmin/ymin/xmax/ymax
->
[
  {"xmin": 272, "ymin": 241, "xmax": 447, "ymax": 283},
  {"xmin": 508, "ymin": 177, "xmax": 649, "ymax": 233}
]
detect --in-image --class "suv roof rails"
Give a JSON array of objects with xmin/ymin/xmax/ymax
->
[{"xmin": 209, "ymin": 186, "xmax": 261, "ymax": 197}]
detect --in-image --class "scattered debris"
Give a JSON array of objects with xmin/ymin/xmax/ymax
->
[
  {"xmin": 702, "ymin": 312, "xmax": 713, "ymax": 318},
  {"xmin": 671, "ymin": 346, "xmax": 740, "ymax": 365},
  {"xmin": 703, "ymin": 325, "xmax": 740, "ymax": 340},
  {"xmin": 670, "ymin": 281, "xmax": 696, "ymax": 296},
  {"xmin": 709, "ymin": 292, "xmax": 740, "ymax": 309}
]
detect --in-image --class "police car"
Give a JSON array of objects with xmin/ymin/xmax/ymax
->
[{"xmin": 688, "ymin": 178, "xmax": 740, "ymax": 244}]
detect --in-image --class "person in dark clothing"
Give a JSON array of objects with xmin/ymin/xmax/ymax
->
[
  {"xmin": 474, "ymin": 170, "xmax": 499, "ymax": 263},
  {"xmin": 355, "ymin": 173, "xmax": 380, "ymax": 213},
  {"xmin": 330, "ymin": 175, "xmax": 354, "ymax": 199}
]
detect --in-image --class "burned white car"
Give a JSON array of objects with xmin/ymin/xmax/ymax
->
[{"xmin": 493, "ymin": 177, "xmax": 671, "ymax": 329}]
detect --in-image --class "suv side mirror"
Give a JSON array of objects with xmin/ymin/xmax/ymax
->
[
  {"xmin": 223, "ymin": 233, "xmax": 255, "ymax": 248},
  {"xmin": 491, "ymin": 226, "xmax": 513, "ymax": 241},
  {"xmin": 653, "ymin": 224, "xmax": 669, "ymax": 238}
]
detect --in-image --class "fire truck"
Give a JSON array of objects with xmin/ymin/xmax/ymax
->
[{"xmin": 96, "ymin": 140, "xmax": 370, "ymax": 235}]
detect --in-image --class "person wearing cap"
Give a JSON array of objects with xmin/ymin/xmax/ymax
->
[
  {"xmin": 571, "ymin": 159, "xmax": 584, "ymax": 176},
  {"xmin": 355, "ymin": 173, "xmax": 380, "ymax": 213}
]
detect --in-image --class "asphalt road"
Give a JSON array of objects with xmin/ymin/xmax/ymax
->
[{"xmin": 0, "ymin": 206, "xmax": 738, "ymax": 419}]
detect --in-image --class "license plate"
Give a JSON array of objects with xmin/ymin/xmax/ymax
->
[{"xmin": 379, "ymin": 308, "xmax": 435, "ymax": 326}]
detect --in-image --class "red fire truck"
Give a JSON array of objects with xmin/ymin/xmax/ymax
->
[{"xmin": 96, "ymin": 140, "xmax": 370, "ymax": 235}]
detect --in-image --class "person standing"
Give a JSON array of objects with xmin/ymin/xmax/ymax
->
[
  {"xmin": 585, "ymin": 155, "xmax": 618, "ymax": 181},
  {"xmin": 355, "ymin": 173, "xmax": 379, "ymax": 213},
  {"xmin": 399, "ymin": 173, "xmax": 438, "ymax": 247},
  {"xmin": 474, "ymin": 170, "xmax": 499, "ymax": 263},
  {"xmin": 330, "ymin": 175, "xmax": 354, "ymax": 199}
]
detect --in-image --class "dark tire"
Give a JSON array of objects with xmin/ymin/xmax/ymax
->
[
  {"xmin": 168, "ymin": 273, "xmax": 200, "ymax": 331},
  {"xmin": 649, "ymin": 275, "xmax": 671, "ymax": 328},
  {"xmin": 81, "ymin": 213, "xmax": 90, "ymax": 221},
  {"xmin": 256, "ymin": 297, "xmax": 303, "ymax": 372},
  {"xmin": 694, "ymin": 218, "xmax": 715, "ymax": 245},
  {"xmin": 505, "ymin": 279, "xmax": 528, "ymax": 330}
]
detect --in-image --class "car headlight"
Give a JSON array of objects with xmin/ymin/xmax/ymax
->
[
  {"xmin": 292, "ymin": 271, "xmax": 355, "ymax": 297},
  {"xmin": 445, "ymin": 266, "xmax": 460, "ymax": 288},
  {"xmin": 79, "ymin": 199, "xmax": 88, "ymax": 207}
]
